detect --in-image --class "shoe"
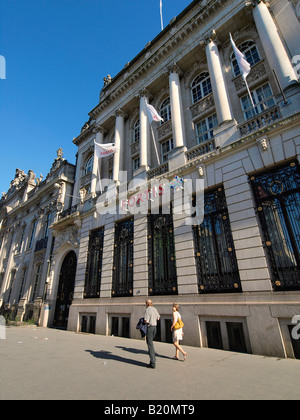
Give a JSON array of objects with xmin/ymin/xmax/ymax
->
[
  {"xmin": 147, "ymin": 364, "xmax": 156, "ymax": 369},
  {"xmin": 183, "ymin": 353, "xmax": 188, "ymax": 362}
]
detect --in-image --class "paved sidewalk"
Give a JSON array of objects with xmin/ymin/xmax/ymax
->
[{"xmin": 1, "ymin": 326, "xmax": 300, "ymax": 400}]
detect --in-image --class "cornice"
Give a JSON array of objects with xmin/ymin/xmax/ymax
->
[{"xmin": 89, "ymin": 0, "xmax": 233, "ymax": 120}]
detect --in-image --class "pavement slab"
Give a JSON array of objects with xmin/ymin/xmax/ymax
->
[{"xmin": 0, "ymin": 326, "xmax": 300, "ymax": 400}]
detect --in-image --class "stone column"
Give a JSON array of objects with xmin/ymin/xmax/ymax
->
[
  {"xmin": 113, "ymin": 109, "xmax": 127, "ymax": 183},
  {"xmin": 253, "ymin": 0, "xmax": 298, "ymax": 90},
  {"xmin": 206, "ymin": 33, "xmax": 234, "ymax": 124},
  {"xmin": 91, "ymin": 125, "xmax": 106, "ymax": 197},
  {"xmin": 168, "ymin": 63, "xmax": 186, "ymax": 149},
  {"xmin": 139, "ymin": 89, "xmax": 151, "ymax": 169}
]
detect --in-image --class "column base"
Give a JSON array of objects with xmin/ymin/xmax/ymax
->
[
  {"xmin": 134, "ymin": 165, "xmax": 150, "ymax": 183},
  {"xmin": 168, "ymin": 146, "xmax": 187, "ymax": 172},
  {"xmin": 213, "ymin": 119, "xmax": 240, "ymax": 149}
]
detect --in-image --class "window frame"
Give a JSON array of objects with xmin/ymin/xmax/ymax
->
[
  {"xmin": 159, "ymin": 97, "xmax": 171, "ymax": 124},
  {"xmin": 84, "ymin": 155, "xmax": 94, "ymax": 176},
  {"xmin": 195, "ymin": 113, "xmax": 218, "ymax": 145},
  {"xmin": 231, "ymin": 39, "xmax": 261, "ymax": 78},
  {"xmin": 84, "ymin": 227, "xmax": 105, "ymax": 299},
  {"xmin": 241, "ymin": 82, "xmax": 276, "ymax": 120},
  {"xmin": 161, "ymin": 138, "xmax": 174, "ymax": 163},
  {"xmin": 148, "ymin": 211, "xmax": 178, "ymax": 296},
  {"xmin": 112, "ymin": 219, "xmax": 134, "ymax": 298},
  {"xmin": 191, "ymin": 72, "xmax": 213, "ymax": 104},
  {"xmin": 192, "ymin": 186, "xmax": 241, "ymax": 294}
]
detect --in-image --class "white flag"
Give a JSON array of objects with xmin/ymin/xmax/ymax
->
[
  {"xmin": 230, "ymin": 33, "xmax": 251, "ymax": 80},
  {"xmin": 146, "ymin": 103, "xmax": 164, "ymax": 123},
  {"xmin": 94, "ymin": 141, "xmax": 118, "ymax": 159}
]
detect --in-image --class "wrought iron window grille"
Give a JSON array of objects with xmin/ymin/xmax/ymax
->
[
  {"xmin": 192, "ymin": 187, "xmax": 242, "ymax": 294},
  {"xmin": 250, "ymin": 161, "xmax": 300, "ymax": 291},
  {"xmin": 84, "ymin": 227, "xmax": 105, "ymax": 299},
  {"xmin": 148, "ymin": 210, "xmax": 178, "ymax": 296},
  {"xmin": 112, "ymin": 218, "xmax": 134, "ymax": 297}
]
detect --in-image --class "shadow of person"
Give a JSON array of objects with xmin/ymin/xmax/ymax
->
[
  {"xmin": 85, "ymin": 349, "xmax": 147, "ymax": 368},
  {"xmin": 115, "ymin": 346, "xmax": 172, "ymax": 360}
]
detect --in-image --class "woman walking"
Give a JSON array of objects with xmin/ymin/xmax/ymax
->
[{"xmin": 171, "ymin": 304, "xmax": 187, "ymax": 361}]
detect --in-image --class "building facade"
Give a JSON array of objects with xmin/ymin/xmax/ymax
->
[
  {"xmin": 0, "ymin": 150, "xmax": 75, "ymax": 325},
  {"xmin": 1, "ymin": 0, "xmax": 300, "ymax": 359}
]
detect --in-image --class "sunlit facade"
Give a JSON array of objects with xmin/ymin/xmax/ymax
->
[{"xmin": 1, "ymin": 0, "xmax": 300, "ymax": 359}]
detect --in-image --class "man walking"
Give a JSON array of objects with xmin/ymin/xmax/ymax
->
[{"xmin": 144, "ymin": 300, "xmax": 160, "ymax": 369}]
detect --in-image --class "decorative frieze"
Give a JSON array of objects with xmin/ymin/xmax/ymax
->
[
  {"xmin": 190, "ymin": 93, "xmax": 215, "ymax": 119},
  {"xmin": 233, "ymin": 61, "xmax": 267, "ymax": 92}
]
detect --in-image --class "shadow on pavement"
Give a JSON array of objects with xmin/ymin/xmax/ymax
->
[
  {"xmin": 115, "ymin": 346, "xmax": 172, "ymax": 360},
  {"xmin": 86, "ymin": 346, "xmax": 174, "ymax": 368},
  {"xmin": 85, "ymin": 349, "xmax": 148, "ymax": 368}
]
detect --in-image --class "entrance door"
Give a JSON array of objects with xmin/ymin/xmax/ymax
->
[{"xmin": 53, "ymin": 251, "xmax": 77, "ymax": 328}]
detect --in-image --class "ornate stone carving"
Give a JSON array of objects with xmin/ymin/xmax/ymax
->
[
  {"xmin": 52, "ymin": 225, "xmax": 80, "ymax": 248},
  {"xmin": 257, "ymin": 137, "xmax": 269, "ymax": 151},
  {"xmin": 190, "ymin": 94, "xmax": 215, "ymax": 119},
  {"xmin": 234, "ymin": 61, "xmax": 267, "ymax": 91}
]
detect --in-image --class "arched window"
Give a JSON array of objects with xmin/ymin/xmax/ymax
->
[
  {"xmin": 84, "ymin": 155, "xmax": 93, "ymax": 176},
  {"xmin": 18, "ymin": 267, "xmax": 28, "ymax": 302},
  {"xmin": 160, "ymin": 98, "xmax": 171, "ymax": 123},
  {"xmin": 28, "ymin": 220, "xmax": 37, "ymax": 249},
  {"xmin": 191, "ymin": 72, "xmax": 212, "ymax": 104},
  {"xmin": 44, "ymin": 213, "xmax": 52, "ymax": 239},
  {"xmin": 231, "ymin": 40, "xmax": 260, "ymax": 77},
  {"xmin": 133, "ymin": 119, "xmax": 140, "ymax": 144},
  {"xmin": 31, "ymin": 264, "xmax": 42, "ymax": 301},
  {"xmin": 18, "ymin": 225, "xmax": 26, "ymax": 253}
]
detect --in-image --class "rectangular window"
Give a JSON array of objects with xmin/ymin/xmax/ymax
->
[
  {"xmin": 112, "ymin": 219, "xmax": 134, "ymax": 297},
  {"xmin": 28, "ymin": 220, "xmax": 37, "ymax": 249},
  {"xmin": 18, "ymin": 226, "xmax": 26, "ymax": 254},
  {"xmin": 148, "ymin": 212, "xmax": 178, "ymax": 296},
  {"xmin": 206, "ymin": 321, "xmax": 223, "ymax": 350},
  {"xmin": 81, "ymin": 314, "xmax": 96, "ymax": 334},
  {"xmin": 109, "ymin": 315, "xmax": 130, "ymax": 338},
  {"xmin": 132, "ymin": 157, "xmax": 140, "ymax": 172},
  {"xmin": 6, "ymin": 270, "xmax": 16, "ymax": 303},
  {"xmin": 31, "ymin": 264, "xmax": 42, "ymax": 301},
  {"xmin": 161, "ymin": 138, "xmax": 174, "ymax": 163},
  {"xmin": 193, "ymin": 187, "xmax": 241, "ymax": 294},
  {"xmin": 226, "ymin": 322, "xmax": 248, "ymax": 353},
  {"xmin": 250, "ymin": 161, "xmax": 300, "ymax": 291},
  {"xmin": 204, "ymin": 318, "xmax": 250, "ymax": 353},
  {"xmin": 241, "ymin": 82, "xmax": 276, "ymax": 120},
  {"xmin": 84, "ymin": 227, "xmax": 105, "ymax": 298},
  {"xmin": 195, "ymin": 114, "xmax": 218, "ymax": 145},
  {"xmin": 18, "ymin": 267, "xmax": 27, "ymax": 302}
]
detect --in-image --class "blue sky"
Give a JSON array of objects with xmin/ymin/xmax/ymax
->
[{"xmin": 0, "ymin": 0, "xmax": 192, "ymax": 195}]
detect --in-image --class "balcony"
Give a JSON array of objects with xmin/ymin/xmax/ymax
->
[
  {"xmin": 35, "ymin": 237, "xmax": 48, "ymax": 252},
  {"xmin": 58, "ymin": 204, "xmax": 79, "ymax": 221},
  {"xmin": 238, "ymin": 105, "xmax": 281, "ymax": 136},
  {"xmin": 186, "ymin": 139, "xmax": 216, "ymax": 162},
  {"xmin": 148, "ymin": 162, "xmax": 169, "ymax": 180}
]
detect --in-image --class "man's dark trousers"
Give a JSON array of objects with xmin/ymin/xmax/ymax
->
[{"xmin": 146, "ymin": 326, "xmax": 157, "ymax": 368}]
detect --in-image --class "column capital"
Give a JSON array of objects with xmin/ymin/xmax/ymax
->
[
  {"xmin": 139, "ymin": 88, "xmax": 152, "ymax": 100},
  {"xmin": 115, "ymin": 109, "xmax": 128, "ymax": 119},
  {"xmin": 167, "ymin": 62, "xmax": 183, "ymax": 77},
  {"xmin": 93, "ymin": 124, "xmax": 107, "ymax": 136},
  {"xmin": 203, "ymin": 29, "xmax": 220, "ymax": 46}
]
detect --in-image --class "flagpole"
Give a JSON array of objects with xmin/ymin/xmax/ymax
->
[
  {"xmin": 97, "ymin": 158, "xmax": 103, "ymax": 194},
  {"xmin": 243, "ymin": 76, "xmax": 257, "ymax": 115},
  {"xmin": 230, "ymin": 33, "xmax": 257, "ymax": 115},
  {"xmin": 150, "ymin": 124, "xmax": 161, "ymax": 166},
  {"xmin": 160, "ymin": 0, "xmax": 164, "ymax": 31}
]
